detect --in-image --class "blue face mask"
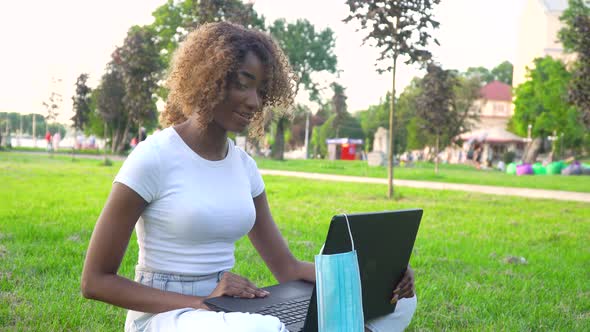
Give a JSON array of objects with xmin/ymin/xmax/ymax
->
[{"xmin": 314, "ymin": 214, "xmax": 365, "ymax": 332}]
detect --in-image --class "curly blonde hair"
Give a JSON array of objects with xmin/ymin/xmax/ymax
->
[{"xmin": 159, "ymin": 22, "xmax": 297, "ymax": 139}]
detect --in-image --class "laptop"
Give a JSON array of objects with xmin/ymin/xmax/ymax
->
[{"xmin": 205, "ymin": 209, "xmax": 423, "ymax": 332}]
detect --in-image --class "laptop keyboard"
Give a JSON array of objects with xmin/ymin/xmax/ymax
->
[{"xmin": 256, "ymin": 298, "xmax": 309, "ymax": 326}]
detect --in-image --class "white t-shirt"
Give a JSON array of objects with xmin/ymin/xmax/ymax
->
[{"xmin": 114, "ymin": 127, "xmax": 265, "ymax": 275}]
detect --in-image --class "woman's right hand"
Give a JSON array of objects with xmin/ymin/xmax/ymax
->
[{"xmin": 207, "ymin": 272, "xmax": 270, "ymax": 300}]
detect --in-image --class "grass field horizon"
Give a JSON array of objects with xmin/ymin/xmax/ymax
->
[
  {"xmin": 6, "ymin": 151, "xmax": 590, "ymax": 194},
  {"xmin": 255, "ymin": 157, "xmax": 590, "ymax": 193},
  {"xmin": 0, "ymin": 153, "xmax": 589, "ymax": 331}
]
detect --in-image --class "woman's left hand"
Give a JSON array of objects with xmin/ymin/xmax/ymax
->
[{"xmin": 391, "ymin": 265, "xmax": 414, "ymax": 304}]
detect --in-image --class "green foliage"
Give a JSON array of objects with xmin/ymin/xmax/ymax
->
[
  {"xmin": 71, "ymin": 73, "xmax": 92, "ymax": 132},
  {"xmin": 559, "ymin": 0, "xmax": 590, "ymax": 52},
  {"xmin": 150, "ymin": 0, "xmax": 266, "ymax": 69},
  {"xmin": 465, "ymin": 61, "xmax": 513, "ymax": 85},
  {"xmin": 415, "ymin": 64, "xmax": 457, "ymax": 170},
  {"xmin": 512, "ymin": 57, "xmax": 586, "ymax": 150},
  {"xmin": 344, "ymin": 0, "xmax": 441, "ymax": 196},
  {"xmin": 311, "ymin": 113, "xmax": 363, "ymax": 158},
  {"xmin": 503, "ymin": 151, "xmax": 516, "ymax": 164},
  {"xmin": 0, "ymin": 113, "xmax": 51, "ymax": 137},
  {"xmin": 119, "ymin": 26, "xmax": 163, "ymax": 128},
  {"xmin": 490, "ymin": 61, "xmax": 514, "ymax": 85},
  {"xmin": 330, "ymin": 82, "xmax": 347, "ymax": 137},
  {"xmin": 559, "ymin": 0, "xmax": 590, "ymax": 128},
  {"xmin": 464, "ymin": 66, "xmax": 495, "ymax": 84},
  {"xmin": 268, "ymin": 18, "xmax": 338, "ymax": 160},
  {"xmin": 357, "ymin": 93, "xmax": 391, "ymax": 150},
  {"xmin": 95, "ymin": 60, "xmax": 127, "ymax": 153},
  {"xmin": 269, "ymin": 19, "xmax": 337, "ymax": 101},
  {"xmin": 101, "ymin": 157, "xmax": 113, "ymax": 167},
  {"xmin": 344, "ymin": 0, "xmax": 440, "ymax": 71}
]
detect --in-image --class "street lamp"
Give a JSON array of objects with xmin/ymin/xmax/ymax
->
[{"xmin": 524, "ymin": 123, "xmax": 533, "ymax": 144}]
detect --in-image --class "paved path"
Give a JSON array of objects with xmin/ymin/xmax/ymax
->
[
  {"xmin": 259, "ymin": 169, "xmax": 590, "ymax": 203},
  {"xmin": 7, "ymin": 151, "xmax": 590, "ymax": 203}
]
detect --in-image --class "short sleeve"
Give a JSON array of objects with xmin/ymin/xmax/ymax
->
[
  {"xmin": 113, "ymin": 140, "xmax": 160, "ymax": 203},
  {"xmin": 246, "ymin": 156, "xmax": 265, "ymax": 198}
]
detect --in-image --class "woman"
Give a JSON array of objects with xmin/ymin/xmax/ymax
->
[{"xmin": 81, "ymin": 22, "xmax": 416, "ymax": 331}]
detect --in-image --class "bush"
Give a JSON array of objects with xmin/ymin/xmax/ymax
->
[
  {"xmin": 100, "ymin": 158, "xmax": 113, "ymax": 167},
  {"xmin": 503, "ymin": 151, "xmax": 516, "ymax": 164}
]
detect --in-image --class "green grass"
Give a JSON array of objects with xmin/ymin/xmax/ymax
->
[
  {"xmin": 255, "ymin": 158, "xmax": 590, "ymax": 193},
  {"xmin": 8, "ymin": 146, "xmax": 106, "ymax": 156},
  {"xmin": 0, "ymin": 152, "xmax": 589, "ymax": 331}
]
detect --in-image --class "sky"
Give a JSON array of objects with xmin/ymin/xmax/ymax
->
[{"xmin": 0, "ymin": 0, "xmax": 527, "ymax": 123}]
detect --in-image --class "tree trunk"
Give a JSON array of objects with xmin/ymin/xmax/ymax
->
[
  {"xmin": 104, "ymin": 122, "xmax": 108, "ymax": 163},
  {"xmin": 523, "ymin": 137, "xmax": 542, "ymax": 164},
  {"xmin": 271, "ymin": 116, "xmax": 286, "ymax": 160},
  {"xmin": 388, "ymin": 55, "xmax": 398, "ymax": 199},
  {"xmin": 435, "ymin": 134, "xmax": 440, "ymax": 175},
  {"xmin": 118, "ymin": 118, "xmax": 132, "ymax": 154},
  {"xmin": 111, "ymin": 127, "xmax": 120, "ymax": 154}
]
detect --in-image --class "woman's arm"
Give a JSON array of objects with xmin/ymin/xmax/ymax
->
[
  {"xmin": 81, "ymin": 183, "xmax": 208, "ymax": 312},
  {"xmin": 248, "ymin": 191, "xmax": 315, "ymax": 283}
]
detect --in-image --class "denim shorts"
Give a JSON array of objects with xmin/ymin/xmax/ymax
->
[{"xmin": 125, "ymin": 267, "xmax": 227, "ymax": 332}]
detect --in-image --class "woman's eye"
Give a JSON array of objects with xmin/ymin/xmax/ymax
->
[{"xmin": 236, "ymin": 82, "xmax": 248, "ymax": 90}]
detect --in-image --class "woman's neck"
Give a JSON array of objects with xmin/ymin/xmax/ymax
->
[{"xmin": 175, "ymin": 118, "xmax": 228, "ymax": 161}]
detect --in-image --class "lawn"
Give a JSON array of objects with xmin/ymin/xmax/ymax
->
[
  {"xmin": 255, "ymin": 158, "xmax": 590, "ymax": 193},
  {"xmin": 0, "ymin": 152, "xmax": 589, "ymax": 331}
]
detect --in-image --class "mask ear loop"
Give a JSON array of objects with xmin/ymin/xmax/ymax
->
[
  {"xmin": 342, "ymin": 213, "xmax": 355, "ymax": 252},
  {"xmin": 319, "ymin": 213, "xmax": 355, "ymax": 254}
]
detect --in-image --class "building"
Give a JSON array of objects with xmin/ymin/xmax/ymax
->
[
  {"xmin": 473, "ymin": 80, "xmax": 513, "ymax": 130},
  {"xmin": 326, "ymin": 138, "xmax": 363, "ymax": 161},
  {"xmin": 513, "ymin": 0, "xmax": 573, "ymax": 88},
  {"xmin": 456, "ymin": 81, "xmax": 526, "ymax": 164}
]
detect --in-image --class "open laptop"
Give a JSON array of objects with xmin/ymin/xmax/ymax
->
[{"xmin": 205, "ymin": 209, "xmax": 423, "ymax": 332}]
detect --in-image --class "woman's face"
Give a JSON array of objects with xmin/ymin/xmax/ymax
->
[{"xmin": 212, "ymin": 51, "xmax": 266, "ymax": 133}]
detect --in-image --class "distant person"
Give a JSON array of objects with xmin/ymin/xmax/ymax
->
[
  {"xmin": 52, "ymin": 131, "xmax": 61, "ymax": 152},
  {"xmin": 45, "ymin": 131, "xmax": 52, "ymax": 152},
  {"xmin": 76, "ymin": 134, "xmax": 84, "ymax": 150},
  {"xmin": 81, "ymin": 22, "xmax": 416, "ymax": 332},
  {"xmin": 130, "ymin": 137, "xmax": 138, "ymax": 150},
  {"xmin": 89, "ymin": 135, "xmax": 96, "ymax": 149},
  {"xmin": 139, "ymin": 127, "xmax": 147, "ymax": 142}
]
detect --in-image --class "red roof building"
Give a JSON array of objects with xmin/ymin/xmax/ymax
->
[{"xmin": 480, "ymin": 81, "xmax": 512, "ymax": 102}]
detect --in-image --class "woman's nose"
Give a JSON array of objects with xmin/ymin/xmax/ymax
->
[{"xmin": 245, "ymin": 89, "xmax": 261, "ymax": 110}]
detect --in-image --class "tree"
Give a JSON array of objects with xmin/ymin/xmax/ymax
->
[
  {"xmin": 511, "ymin": 57, "xmax": 586, "ymax": 155},
  {"xmin": 150, "ymin": 0, "xmax": 266, "ymax": 99},
  {"xmin": 415, "ymin": 64, "xmax": 457, "ymax": 174},
  {"xmin": 330, "ymin": 82, "xmax": 348, "ymax": 137},
  {"xmin": 96, "ymin": 59, "xmax": 127, "ymax": 153},
  {"xmin": 465, "ymin": 61, "xmax": 513, "ymax": 85},
  {"xmin": 357, "ymin": 90, "xmax": 413, "ymax": 154},
  {"xmin": 71, "ymin": 73, "xmax": 92, "ymax": 134},
  {"xmin": 42, "ymin": 78, "xmax": 63, "ymax": 133},
  {"xmin": 451, "ymin": 75, "xmax": 481, "ymax": 139},
  {"xmin": 491, "ymin": 61, "xmax": 514, "ymax": 85},
  {"xmin": 465, "ymin": 66, "xmax": 494, "ymax": 84},
  {"xmin": 118, "ymin": 26, "xmax": 163, "ymax": 152},
  {"xmin": 268, "ymin": 18, "xmax": 338, "ymax": 160},
  {"xmin": 559, "ymin": 0, "xmax": 590, "ymax": 128},
  {"xmin": 195, "ymin": 0, "xmax": 265, "ymax": 28},
  {"xmin": 344, "ymin": 0, "xmax": 441, "ymax": 198}
]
